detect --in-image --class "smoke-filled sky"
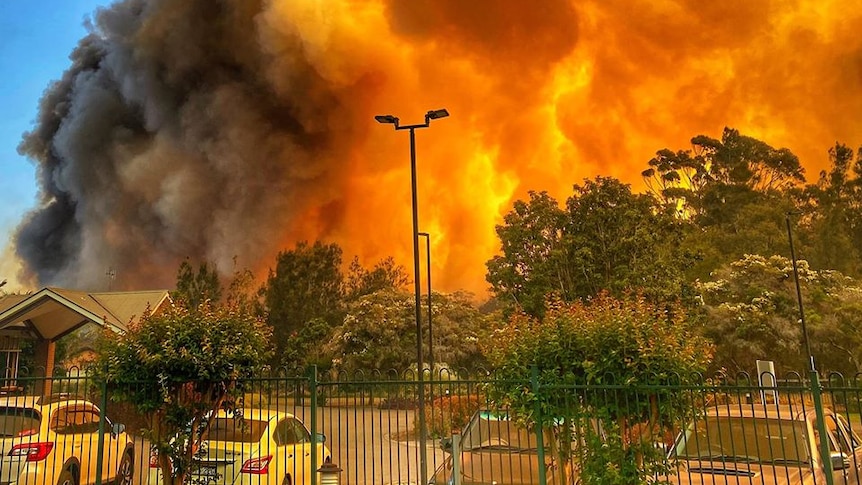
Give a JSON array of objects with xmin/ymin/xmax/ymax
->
[{"xmin": 1, "ymin": 0, "xmax": 860, "ymax": 296}]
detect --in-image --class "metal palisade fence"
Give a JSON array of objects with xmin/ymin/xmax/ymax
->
[{"xmin": 2, "ymin": 368, "xmax": 862, "ymax": 485}]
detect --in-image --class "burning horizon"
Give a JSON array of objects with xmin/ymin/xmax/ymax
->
[{"xmin": 6, "ymin": 0, "xmax": 861, "ymax": 297}]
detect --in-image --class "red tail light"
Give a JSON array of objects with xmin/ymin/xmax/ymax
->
[
  {"xmin": 8, "ymin": 442, "xmax": 54, "ymax": 462},
  {"xmin": 241, "ymin": 455, "xmax": 272, "ymax": 474}
]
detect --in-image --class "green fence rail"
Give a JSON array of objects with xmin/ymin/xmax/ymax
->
[{"xmin": 3, "ymin": 368, "xmax": 862, "ymax": 485}]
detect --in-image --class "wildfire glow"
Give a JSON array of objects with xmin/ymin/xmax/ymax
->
[{"xmin": 6, "ymin": 0, "xmax": 861, "ymax": 296}]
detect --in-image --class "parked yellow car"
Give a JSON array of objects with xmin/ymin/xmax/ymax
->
[
  {"xmin": 149, "ymin": 409, "xmax": 331, "ymax": 485},
  {"xmin": 0, "ymin": 393, "xmax": 134, "ymax": 485}
]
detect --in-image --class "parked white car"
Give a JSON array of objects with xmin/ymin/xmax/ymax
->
[{"xmin": 666, "ymin": 404, "xmax": 862, "ymax": 485}]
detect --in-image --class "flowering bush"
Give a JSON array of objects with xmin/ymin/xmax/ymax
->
[{"xmin": 419, "ymin": 393, "xmax": 484, "ymax": 438}]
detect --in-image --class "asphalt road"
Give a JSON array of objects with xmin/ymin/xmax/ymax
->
[{"xmin": 290, "ymin": 404, "xmax": 445, "ymax": 485}]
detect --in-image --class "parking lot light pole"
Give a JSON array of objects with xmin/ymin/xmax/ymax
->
[
  {"xmin": 376, "ymin": 109, "xmax": 449, "ymax": 485},
  {"xmin": 786, "ymin": 212, "xmax": 833, "ymax": 482},
  {"xmin": 418, "ymin": 231, "xmax": 433, "ymax": 373},
  {"xmin": 785, "ymin": 212, "xmax": 814, "ymax": 372}
]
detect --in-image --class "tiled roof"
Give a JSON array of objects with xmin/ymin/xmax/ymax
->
[{"xmin": 0, "ymin": 288, "xmax": 171, "ymax": 340}]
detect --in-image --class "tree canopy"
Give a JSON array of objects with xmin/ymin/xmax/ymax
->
[
  {"xmin": 94, "ymin": 301, "xmax": 271, "ymax": 485},
  {"xmin": 265, "ymin": 241, "xmax": 344, "ymax": 366},
  {"xmin": 171, "ymin": 259, "xmax": 222, "ymax": 309},
  {"xmin": 486, "ymin": 177, "xmax": 692, "ymax": 318},
  {"xmin": 696, "ymin": 254, "xmax": 862, "ymax": 375},
  {"xmin": 799, "ymin": 143, "xmax": 862, "ymax": 276},
  {"xmin": 485, "ymin": 294, "xmax": 712, "ymax": 485},
  {"xmin": 323, "ymin": 288, "xmax": 491, "ymax": 374}
]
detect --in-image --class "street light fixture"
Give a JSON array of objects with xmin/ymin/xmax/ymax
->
[
  {"xmin": 374, "ymin": 115, "xmax": 399, "ymax": 124},
  {"xmin": 426, "ymin": 109, "xmax": 450, "ymax": 121},
  {"xmin": 376, "ymin": 109, "xmax": 449, "ymax": 485}
]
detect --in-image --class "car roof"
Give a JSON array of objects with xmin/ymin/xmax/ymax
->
[
  {"xmin": 0, "ymin": 395, "xmax": 41, "ymax": 409},
  {"xmin": 704, "ymin": 403, "xmax": 829, "ymax": 421},
  {"xmin": 0, "ymin": 394, "xmax": 97, "ymax": 411},
  {"xmin": 215, "ymin": 408, "xmax": 298, "ymax": 423}
]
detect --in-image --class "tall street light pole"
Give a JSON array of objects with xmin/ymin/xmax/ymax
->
[
  {"xmin": 785, "ymin": 212, "xmax": 815, "ymax": 372},
  {"xmin": 418, "ymin": 232, "xmax": 433, "ymax": 373},
  {"xmin": 375, "ymin": 109, "xmax": 449, "ymax": 485},
  {"xmin": 786, "ymin": 212, "xmax": 834, "ymax": 478}
]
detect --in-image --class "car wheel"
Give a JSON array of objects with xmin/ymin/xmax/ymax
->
[
  {"xmin": 116, "ymin": 451, "xmax": 134, "ymax": 485},
  {"xmin": 57, "ymin": 466, "xmax": 78, "ymax": 485}
]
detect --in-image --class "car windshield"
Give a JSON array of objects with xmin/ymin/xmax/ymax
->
[
  {"xmin": 460, "ymin": 411, "xmax": 543, "ymax": 452},
  {"xmin": 202, "ymin": 417, "xmax": 268, "ymax": 443},
  {"xmin": 674, "ymin": 416, "xmax": 811, "ymax": 465},
  {"xmin": 0, "ymin": 407, "xmax": 41, "ymax": 438}
]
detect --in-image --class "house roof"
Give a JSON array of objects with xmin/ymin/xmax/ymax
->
[{"xmin": 0, "ymin": 287, "xmax": 171, "ymax": 341}]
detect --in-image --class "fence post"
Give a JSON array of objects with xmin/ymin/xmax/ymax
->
[
  {"xmin": 811, "ymin": 370, "xmax": 834, "ymax": 485},
  {"xmin": 95, "ymin": 373, "xmax": 108, "ymax": 485},
  {"xmin": 309, "ymin": 365, "xmax": 319, "ymax": 485},
  {"xmin": 532, "ymin": 365, "xmax": 547, "ymax": 485},
  {"xmin": 452, "ymin": 432, "xmax": 462, "ymax": 485}
]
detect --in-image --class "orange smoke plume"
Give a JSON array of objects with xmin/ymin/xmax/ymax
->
[{"xmin": 12, "ymin": 0, "xmax": 861, "ymax": 296}]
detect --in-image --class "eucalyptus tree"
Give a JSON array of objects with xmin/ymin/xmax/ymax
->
[
  {"xmin": 643, "ymin": 128, "xmax": 804, "ymax": 280},
  {"xmin": 799, "ymin": 143, "xmax": 862, "ymax": 277},
  {"xmin": 486, "ymin": 177, "xmax": 692, "ymax": 318}
]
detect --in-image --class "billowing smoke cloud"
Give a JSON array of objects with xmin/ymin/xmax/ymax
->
[{"xmin": 12, "ymin": 0, "xmax": 862, "ymax": 294}]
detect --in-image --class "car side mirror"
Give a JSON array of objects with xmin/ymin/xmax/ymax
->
[
  {"xmin": 111, "ymin": 422, "xmax": 126, "ymax": 437},
  {"xmin": 440, "ymin": 437, "xmax": 452, "ymax": 453},
  {"xmin": 831, "ymin": 452, "xmax": 849, "ymax": 471},
  {"xmin": 315, "ymin": 433, "xmax": 326, "ymax": 443}
]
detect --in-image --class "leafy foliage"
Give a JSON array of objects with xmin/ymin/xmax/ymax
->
[
  {"xmin": 223, "ymin": 263, "xmax": 266, "ymax": 317},
  {"xmin": 422, "ymin": 393, "xmax": 484, "ymax": 438},
  {"xmin": 562, "ymin": 177, "xmax": 692, "ymax": 305},
  {"xmin": 94, "ymin": 301, "xmax": 271, "ymax": 485},
  {"xmin": 325, "ymin": 288, "xmax": 418, "ymax": 372},
  {"xmin": 643, "ymin": 127, "xmax": 804, "ymax": 219},
  {"xmin": 696, "ymin": 254, "xmax": 862, "ymax": 375},
  {"xmin": 344, "ymin": 256, "xmax": 411, "ymax": 301},
  {"xmin": 643, "ymin": 128, "xmax": 804, "ymax": 281},
  {"xmin": 799, "ymin": 143, "xmax": 862, "ymax": 277},
  {"xmin": 484, "ymin": 294, "xmax": 711, "ymax": 485},
  {"xmin": 280, "ymin": 317, "xmax": 334, "ymax": 373},
  {"xmin": 486, "ymin": 178, "xmax": 692, "ymax": 318},
  {"xmin": 578, "ymin": 421, "xmax": 668, "ymax": 485},
  {"xmin": 486, "ymin": 190, "xmax": 566, "ymax": 318},
  {"xmin": 172, "ymin": 259, "xmax": 222, "ymax": 309},
  {"xmin": 265, "ymin": 241, "xmax": 344, "ymax": 366},
  {"xmin": 324, "ymin": 289, "xmax": 492, "ymax": 374}
]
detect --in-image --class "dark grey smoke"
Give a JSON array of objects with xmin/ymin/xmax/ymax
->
[
  {"xmin": 16, "ymin": 0, "xmax": 355, "ymax": 290},
  {"xmin": 14, "ymin": 0, "xmax": 859, "ymax": 295}
]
